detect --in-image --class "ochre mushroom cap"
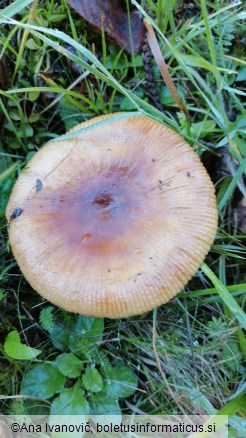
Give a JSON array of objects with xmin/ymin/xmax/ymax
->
[{"xmin": 6, "ymin": 114, "xmax": 218, "ymax": 318}]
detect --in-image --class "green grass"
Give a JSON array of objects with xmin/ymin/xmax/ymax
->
[{"xmin": 0, "ymin": 0, "xmax": 245, "ymax": 433}]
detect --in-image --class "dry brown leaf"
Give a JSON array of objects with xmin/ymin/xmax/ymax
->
[
  {"xmin": 144, "ymin": 18, "xmax": 190, "ymax": 120},
  {"xmin": 67, "ymin": 0, "xmax": 145, "ymax": 54}
]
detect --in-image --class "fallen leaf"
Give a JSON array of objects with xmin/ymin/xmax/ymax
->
[{"xmin": 67, "ymin": 0, "xmax": 145, "ymax": 54}]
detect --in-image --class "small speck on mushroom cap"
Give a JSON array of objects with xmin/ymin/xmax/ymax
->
[{"xmin": 6, "ymin": 113, "xmax": 218, "ymax": 318}]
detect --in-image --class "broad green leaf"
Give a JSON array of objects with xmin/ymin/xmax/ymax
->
[
  {"xmin": 18, "ymin": 125, "xmax": 33, "ymax": 138},
  {"xmin": 24, "ymin": 398, "xmax": 50, "ymax": 416},
  {"xmin": 50, "ymin": 382, "xmax": 89, "ymax": 415},
  {"xmin": 28, "ymin": 113, "xmax": 39, "ymax": 123},
  {"xmin": 185, "ymin": 388, "xmax": 217, "ymax": 415},
  {"xmin": 56, "ymin": 353, "xmax": 84, "ymax": 378},
  {"xmin": 120, "ymin": 91, "xmax": 144, "ymax": 111},
  {"xmin": 69, "ymin": 316, "xmax": 104, "ymax": 354},
  {"xmin": 82, "ymin": 367, "xmax": 103, "ymax": 393},
  {"xmin": 218, "ymin": 393, "xmax": 246, "ymax": 416},
  {"xmin": 21, "ymin": 364, "xmax": 66, "ymax": 399},
  {"xmin": 50, "ymin": 322, "xmax": 70, "ymax": 351},
  {"xmin": 4, "ymin": 330, "xmax": 42, "ymax": 360},
  {"xmin": 223, "ymin": 341, "xmax": 242, "ymax": 372},
  {"xmin": 160, "ymin": 87, "xmax": 174, "ymax": 106},
  {"xmin": 25, "ymin": 38, "xmax": 39, "ymax": 50},
  {"xmin": 28, "ymin": 90, "xmax": 40, "ymax": 101},
  {"xmin": 90, "ymin": 396, "xmax": 121, "ymax": 416},
  {"xmin": 236, "ymin": 67, "xmax": 246, "ymax": 82},
  {"xmin": 102, "ymin": 366, "xmax": 137, "ymax": 399},
  {"xmin": 190, "ymin": 120, "xmax": 216, "ymax": 139},
  {"xmin": 217, "ymin": 394, "xmax": 246, "ymax": 438},
  {"xmin": 59, "ymin": 101, "xmax": 85, "ymax": 132}
]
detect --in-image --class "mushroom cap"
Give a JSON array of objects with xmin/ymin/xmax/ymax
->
[{"xmin": 6, "ymin": 113, "xmax": 218, "ymax": 318}]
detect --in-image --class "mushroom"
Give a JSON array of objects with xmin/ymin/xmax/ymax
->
[{"xmin": 6, "ymin": 113, "xmax": 218, "ymax": 318}]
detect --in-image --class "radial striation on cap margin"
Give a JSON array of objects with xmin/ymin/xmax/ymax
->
[{"xmin": 6, "ymin": 113, "xmax": 218, "ymax": 318}]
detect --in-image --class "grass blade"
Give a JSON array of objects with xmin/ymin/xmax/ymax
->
[
  {"xmin": 218, "ymin": 156, "xmax": 246, "ymax": 212},
  {"xmin": 0, "ymin": 0, "xmax": 33, "ymax": 21},
  {"xmin": 201, "ymin": 263, "xmax": 246, "ymax": 330}
]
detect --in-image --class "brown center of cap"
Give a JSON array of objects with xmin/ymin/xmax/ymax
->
[
  {"xmin": 38, "ymin": 161, "xmax": 150, "ymax": 258},
  {"xmin": 93, "ymin": 192, "xmax": 114, "ymax": 207}
]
